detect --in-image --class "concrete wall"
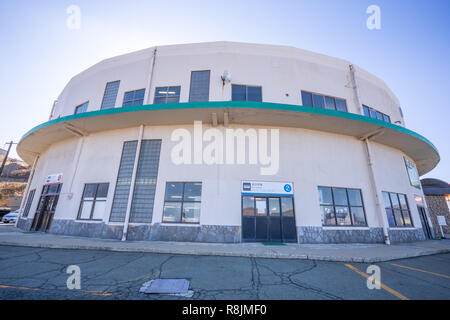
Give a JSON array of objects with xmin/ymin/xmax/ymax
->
[
  {"xmin": 19, "ymin": 124, "xmax": 428, "ymax": 243},
  {"xmin": 51, "ymin": 42, "xmax": 403, "ymax": 125}
]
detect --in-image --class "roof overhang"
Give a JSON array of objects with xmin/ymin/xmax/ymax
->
[{"xmin": 17, "ymin": 101, "xmax": 440, "ymax": 176}]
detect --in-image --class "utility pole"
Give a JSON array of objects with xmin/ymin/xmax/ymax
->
[{"xmin": 0, "ymin": 141, "xmax": 16, "ymax": 178}]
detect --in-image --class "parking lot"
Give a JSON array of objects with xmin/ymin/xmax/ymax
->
[{"xmin": 0, "ymin": 245, "xmax": 448, "ymax": 300}]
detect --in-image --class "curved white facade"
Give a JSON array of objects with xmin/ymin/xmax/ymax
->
[{"xmin": 16, "ymin": 42, "xmax": 439, "ymax": 244}]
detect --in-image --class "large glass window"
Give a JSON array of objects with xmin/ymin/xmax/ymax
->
[
  {"xmin": 101, "ymin": 81, "xmax": 120, "ymax": 109},
  {"xmin": 122, "ymin": 89, "xmax": 145, "ymax": 107},
  {"xmin": 301, "ymin": 91, "xmax": 347, "ymax": 112},
  {"xmin": 382, "ymin": 191, "xmax": 413, "ymax": 227},
  {"xmin": 232, "ymin": 85, "xmax": 262, "ymax": 102},
  {"xmin": 162, "ymin": 182, "xmax": 202, "ymax": 223},
  {"xmin": 78, "ymin": 183, "xmax": 109, "ymax": 220},
  {"xmin": 362, "ymin": 104, "xmax": 391, "ymax": 123},
  {"xmin": 154, "ymin": 86, "xmax": 181, "ymax": 104},
  {"xmin": 189, "ymin": 71, "xmax": 210, "ymax": 102},
  {"xmin": 318, "ymin": 186, "xmax": 367, "ymax": 226},
  {"xmin": 22, "ymin": 189, "xmax": 36, "ymax": 218},
  {"xmin": 74, "ymin": 102, "xmax": 88, "ymax": 114}
]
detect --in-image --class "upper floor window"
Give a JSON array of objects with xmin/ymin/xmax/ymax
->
[
  {"xmin": 123, "ymin": 89, "xmax": 145, "ymax": 107},
  {"xmin": 382, "ymin": 192, "xmax": 413, "ymax": 227},
  {"xmin": 301, "ymin": 91, "xmax": 347, "ymax": 112},
  {"xmin": 318, "ymin": 186, "xmax": 367, "ymax": 226},
  {"xmin": 78, "ymin": 183, "xmax": 109, "ymax": 221},
  {"xmin": 189, "ymin": 71, "xmax": 210, "ymax": 102},
  {"xmin": 362, "ymin": 105, "xmax": 391, "ymax": 123},
  {"xmin": 162, "ymin": 182, "xmax": 202, "ymax": 224},
  {"xmin": 232, "ymin": 85, "xmax": 262, "ymax": 102},
  {"xmin": 101, "ymin": 81, "xmax": 120, "ymax": 110},
  {"xmin": 74, "ymin": 101, "xmax": 88, "ymax": 114},
  {"xmin": 154, "ymin": 86, "xmax": 181, "ymax": 104}
]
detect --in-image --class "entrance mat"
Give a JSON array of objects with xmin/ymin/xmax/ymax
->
[{"xmin": 262, "ymin": 242, "xmax": 286, "ymax": 246}]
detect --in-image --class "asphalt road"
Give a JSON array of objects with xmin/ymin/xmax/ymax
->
[{"xmin": 0, "ymin": 245, "xmax": 449, "ymax": 300}]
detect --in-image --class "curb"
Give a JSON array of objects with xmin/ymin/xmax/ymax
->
[{"xmin": 0, "ymin": 240, "xmax": 448, "ymax": 263}]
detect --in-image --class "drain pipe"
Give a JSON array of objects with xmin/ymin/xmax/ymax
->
[
  {"xmin": 361, "ymin": 134, "xmax": 391, "ymax": 245},
  {"xmin": 349, "ymin": 64, "xmax": 364, "ymax": 115},
  {"xmin": 16, "ymin": 155, "xmax": 39, "ymax": 225},
  {"xmin": 144, "ymin": 47, "xmax": 157, "ymax": 105},
  {"xmin": 122, "ymin": 124, "xmax": 144, "ymax": 241}
]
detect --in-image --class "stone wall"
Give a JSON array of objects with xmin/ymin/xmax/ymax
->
[
  {"xmin": 297, "ymin": 227, "xmax": 385, "ymax": 244},
  {"xmin": 425, "ymin": 195, "xmax": 450, "ymax": 236}
]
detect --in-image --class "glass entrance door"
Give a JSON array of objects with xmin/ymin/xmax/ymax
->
[
  {"xmin": 417, "ymin": 206, "xmax": 432, "ymax": 239},
  {"xmin": 31, "ymin": 184, "xmax": 62, "ymax": 232},
  {"xmin": 242, "ymin": 196, "xmax": 297, "ymax": 243}
]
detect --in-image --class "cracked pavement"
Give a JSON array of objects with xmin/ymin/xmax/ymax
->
[{"xmin": 0, "ymin": 245, "xmax": 449, "ymax": 300}]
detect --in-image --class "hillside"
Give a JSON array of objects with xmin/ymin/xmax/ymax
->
[{"xmin": 0, "ymin": 149, "xmax": 31, "ymax": 208}]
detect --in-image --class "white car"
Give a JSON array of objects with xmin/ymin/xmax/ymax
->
[{"xmin": 1, "ymin": 210, "xmax": 19, "ymax": 223}]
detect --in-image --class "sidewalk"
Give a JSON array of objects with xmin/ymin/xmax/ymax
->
[{"xmin": 0, "ymin": 225, "xmax": 449, "ymax": 263}]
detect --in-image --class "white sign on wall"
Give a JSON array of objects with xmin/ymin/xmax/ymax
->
[
  {"xmin": 241, "ymin": 181, "xmax": 294, "ymax": 196},
  {"xmin": 437, "ymin": 216, "xmax": 447, "ymax": 226},
  {"xmin": 45, "ymin": 173, "xmax": 63, "ymax": 185},
  {"xmin": 404, "ymin": 157, "xmax": 421, "ymax": 189}
]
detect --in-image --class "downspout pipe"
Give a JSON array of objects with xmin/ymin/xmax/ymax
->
[
  {"xmin": 122, "ymin": 124, "xmax": 144, "ymax": 241},
  {"xmin": 144, "ymin": 48, "xmax": 158, "ymax": 105},
  {"xmin": 362, "ymin": 137, "xmax": 391, "ymax": 245},
  {"xmin": 349, "ymin": 64, "xmax": 364, "ymax": 115}
]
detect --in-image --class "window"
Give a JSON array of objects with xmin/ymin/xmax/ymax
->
[
  {"xmin": 362, "ymin": 105, "xmax": 391, "ymax": 123},
  {"xmin": 154, "ymin": 86, "xmax": 181, "ymax": 104},
  {"xmin": 101, "ymin": 81, "xmax": 120, "ymax": 109},
  {"xmin": 129, "ymin": 140, "xmax": 162, "ymax": 223},
  {"xmin": 382, "ymin": 192, "xmax": 413, "ymax": 227},
  {"xmin": 189, "ymin": 71, "xmax": 210, "ymax": 102},
  {"xmin": 301, "ymin": 91, "xmax": 347, "ymax": 112},
  {"xmin": 318, "ymin": 186, "xmax": 367, "ymax": 226},
  {"xmin": 74, "ymin": 102, "xmax": 88, "ymax": 114},
  {"xmin": 78, "ymin": 183, "xmax": 109, "ymax": 220},
  {"xmin": 232, "ymin": 85, "xmax": 262, "ymax": 102},
  {"xmin": 109, "ymin": 141, "xmax": 138, "ymax": 222},
  {"xmin": 162, "ymin": 182, "xmax": 202, "ymax": 223},
  {"xmin": 122, "ymin": 89, "xmax": 145, "ymax": 107},
  {"xmin": 22, "ymin": 189, "xmax": 36, "ymax": 218}
]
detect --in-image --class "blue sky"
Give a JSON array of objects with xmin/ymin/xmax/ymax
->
[{"xmin": 0, "ymin": 0, "xmax": 449, "ymax": 180}]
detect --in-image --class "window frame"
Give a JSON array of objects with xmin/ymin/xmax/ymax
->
[
  {"xmin": 189, "ymin": 70, "xmax": 211, "ymax": 102},
  {"xmin": 77, "ymin": 183, "xmax": 110, "ymax": 221},
  {"xmin": 74, "ymin": 101, "xmax": 89, "ymax": 115},
  {"xmin": 153, "ymin": 86, "xmax": 181, "ymax": 104},
  {"xmin": 162, "ymin": 181, "xmax": 202, "ymax": 224},
  {"xmin": 22, "ymin": 189, "xmax": 36, "ymax": 218},
  {"xmin": 231, "ymin": 84, "xmax": 263, "ymax": 102},
  {"xmin": 122, "ymin": 89, "xmax": 145, "ymax": 107},
  {"xmin": 318, "ymin": 186, "xmax": 368, "ymax": 227},
  {"xmin": 382, "ymin": 191, "xmax": 414, "ymax": 227},
  {"xmin": 100, "ymin": 80, "xmax": 121, "ymax": 110},
  {"xmin": 362, "ymin": 104, "xmax": 391, "ymax": 123},
  {"xmin": 301, "ymin": 91, "xmax": 348, "ymax": 112}
]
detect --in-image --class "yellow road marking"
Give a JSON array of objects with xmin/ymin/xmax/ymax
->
[
  {"xmin": 391, "ymin": 263, "xmax": 450, "ymax": 279},
  {"xmin": 0, "ymin": 284, "xmax": 114, "ymax": 296},
  {"xmin": 0, "ymin": 284, "xmax": 39, "ymax": 291},
  {"xmin": 344, "ymin": 264, "xmax": 409, "ymax": 300}
]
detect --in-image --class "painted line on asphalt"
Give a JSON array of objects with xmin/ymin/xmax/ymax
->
[
  {"xmin": 391, "ymin": 263, "xmax": 450, "ymax": 279},
  {"xmin": 0, "ymin": 283, "xmax": 114, "ymax": 296},
  {"xmin": 344, "ymin": 264, "xmax": 409, "ymax": 300}
]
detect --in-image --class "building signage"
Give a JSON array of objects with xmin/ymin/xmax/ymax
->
[
  {"xmin": 45, "ymin": 173, "xmax": 63, "ymax": 185},
  {"xmin": 241, "ymin": 181, "xmax": 294, "ymax": 196},
  {"xmin": 437, "ymin": 216, "xmax": 447, "ymax": 226},
  {"xmin": 404, "ymin": 157, "xmax": 421, "ymax": 189}
]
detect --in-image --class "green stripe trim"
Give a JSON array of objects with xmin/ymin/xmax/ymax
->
[{"xmin": 20, "ymin": 101, "xmax": 438, "ymax": 154}]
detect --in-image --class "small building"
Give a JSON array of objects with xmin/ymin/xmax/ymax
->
[{"xmin": 421, "ymin": 178, "xmax": 450, "ymax": 238}]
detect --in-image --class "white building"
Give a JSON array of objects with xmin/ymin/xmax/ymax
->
[{"xmin": 16, "ymin": 42, "xmax": 439, "ymax": 244}]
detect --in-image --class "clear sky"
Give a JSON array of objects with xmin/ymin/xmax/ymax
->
[{"xmin": 0, "ymin": 0, "xmax": 448, "ymax": 181}]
